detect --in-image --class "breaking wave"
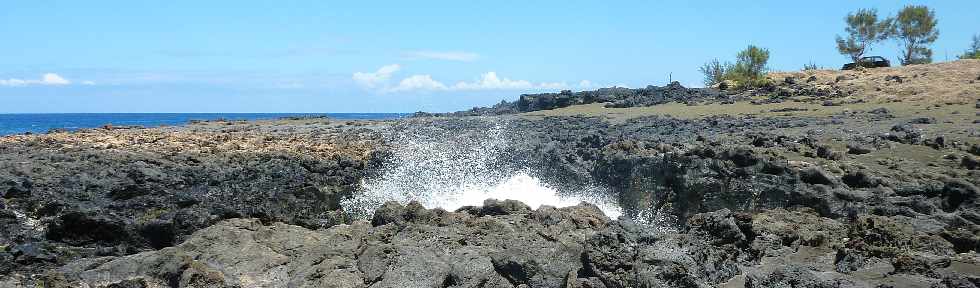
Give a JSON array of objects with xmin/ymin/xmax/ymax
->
[{"xmin": 341, "ymin": 118, "xmax": 622, "ymax": 219}]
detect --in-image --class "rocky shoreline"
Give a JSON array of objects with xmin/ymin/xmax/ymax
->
[
  {"xmin": 2, "ymin": 61, "xmax": 979, "ymax": 287},
  {"xmin": 31, "ymin": 200, "xmax": 980, "ymax": 287},
  {"xmin": 0, "ymin": 119, "xmax": 385, "ymax": 283}
]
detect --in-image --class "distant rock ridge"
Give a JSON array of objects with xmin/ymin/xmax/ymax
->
[
  {"xmin": 421, "ymin": 60, "xmax": 980, "ymax": 117},
  {"xmin": 416, "ymin": 82, "xmax": 730, "ymax": 116}
]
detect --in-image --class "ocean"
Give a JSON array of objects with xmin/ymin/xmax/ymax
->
[{"xmin": 0, "ymin": 113, "xmax": 408, "ymax": 136}]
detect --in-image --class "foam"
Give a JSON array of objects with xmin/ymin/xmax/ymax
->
[{"xmin": 340, "ymin": 118, "xmax": 622, "ymax": 219}]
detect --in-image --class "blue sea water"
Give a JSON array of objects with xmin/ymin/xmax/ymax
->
[{"xmin": 0, "ymin": 113, "xmax": 408, "ymax": 136}]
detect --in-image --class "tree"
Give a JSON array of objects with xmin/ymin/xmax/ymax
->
[
  {"xmin": 698, "ymin": 45, "xmax": 770, "ymax": 89},
  {"xmin": 835, "ymin": 8, "xmax": 892, "ymax": 62},
  {"xmin": 891, "ymin": 5, "xmax": 939, "ymax": 65},
  {"xmin": 699, "ymin": 59, "xmax": 728, "ymax": 86},
  {"xmin": 959, "ymin": 34, "xmax": 980, "ymax": 60},
  {"xmin": 732, "ymin": 45, "xmax": 770, "ymax": 81}
]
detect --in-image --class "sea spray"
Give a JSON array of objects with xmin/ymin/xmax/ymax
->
[{"xmin": 341, "ymin": 117, "xmax": 622, "ymax": 219}]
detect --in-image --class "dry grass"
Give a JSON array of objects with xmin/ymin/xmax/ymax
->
[
  {"xmin": 524, "ymin": 60, "xmax": 979, "ymax": 123},
  {"xmin": 770, "ymin": 59, "xmax": 980, "ymax": 103},
  {"xmin": 0, "ymin": 119, "xmax": 380, "ymax": 162}
]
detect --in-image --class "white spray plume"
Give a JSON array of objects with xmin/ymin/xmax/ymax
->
[{"xmin": 341, "ymin": 118, "xmax": 622, "ymax": 219}]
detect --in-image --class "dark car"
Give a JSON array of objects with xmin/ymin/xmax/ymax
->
[{"xmin": 842, "ymin": 56, "xmax": 890, "ymax": 70}]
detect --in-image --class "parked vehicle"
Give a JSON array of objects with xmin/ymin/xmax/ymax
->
[{"xmin": 842, "ymin": 56, "xmax": 891, "ymax": 70}]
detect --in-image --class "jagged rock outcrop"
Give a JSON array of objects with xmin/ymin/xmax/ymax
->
[
  {"xmin": 0, "ymin": 121, "xmax": 381, "ymax": 278},
  {"xmin": 33, "ymin": 200, "xmax": 979, "ymax": 288}
]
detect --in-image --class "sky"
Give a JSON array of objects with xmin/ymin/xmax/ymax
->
[{"xmin": 1, "ymin": 1, "xmax": 978, "ymax": 113}]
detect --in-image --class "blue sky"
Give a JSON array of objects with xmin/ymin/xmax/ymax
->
[{"xmin": 1, "ymin": 1, "xmax": 978, "ymax": 113}]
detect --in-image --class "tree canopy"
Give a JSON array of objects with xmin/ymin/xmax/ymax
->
[
  {"xmin": 835, "ymin": 8, "xmax": 892, "ymax": 62},
  {"xmin": 699, "ymin": 45, "xmax": 770, "ymax": 89},
  {"xmin": 893, "ymin": 5, "xmax": 939, "ymax": 65},
  {"xmin": 734, "ymin": 45, "xmax": 770, "ymax": 79}
]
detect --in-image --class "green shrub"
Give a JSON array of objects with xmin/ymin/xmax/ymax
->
[
  {"xmin": 699, "ymin": 59, "xmax": 728, "ymax": 87},
  {"xmin": 736, "ymin": 46, "xmax": 769, "ymax": 78},
  {"xmin": 803, "ymin": 62, "xmax": 821, "ymax": 70},
  {"xmin": 699, "ymin": 45, "xmax": 771, "ymax": 90}
]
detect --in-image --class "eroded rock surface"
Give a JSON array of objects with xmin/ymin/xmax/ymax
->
[
  {"xmin": 0, "ymin": 119, "xmax": 383, "ymax": 279},
  {"xmin": 36, "ymin": 201, "xmax": 980, "ymax": 288}
]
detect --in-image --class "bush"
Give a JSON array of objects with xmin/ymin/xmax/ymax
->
[
  {"xmin": 803, "ymin": 62, "xmax": 821, "ymax": 71},
  {"xmin": 734, "ymin": 45, "xmax": 770, "ymax": 79},
  {"xmin": 699, "ymin": 45, "xmax": 771, "ymax": 90},
  {"xmin": 699, "ymin": 59, "xmax": 728, "ymax": 87}
]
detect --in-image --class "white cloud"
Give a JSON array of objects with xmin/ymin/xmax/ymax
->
[
  {"xmin": 0, "ymin": 79, "xmax": 27, "ymax": 86},
  {"xmin": 42, "ymin": 73, "xmax": 70, "ymax": 85},
  {"xmin": 452, "ymin": 72, "xmax": 566, "ymax": 91},
  {"xmin": 353, "ymin": 65, "xmax": 590, "ymax": 93},
  {"xmin": 0, "ymin": 73, "xmax": 73, "ymax": 86},
  {"xmin": 352, "ymin": 64, "xmax": 401, "ymax": 88},
  {"xmin": 387, "ymin": 74, "xmax": 448, "ymax": 92},
  {"xmin": 453, "ymin": 72, "xmax": 532, "ymax": 90},
  {"xmin": 82, "ymin": 81, "xmax": 96, "ymax": 85},
  {"xmin": 405, "ymin": 51, "xmax": 480, "ymax": 62}
]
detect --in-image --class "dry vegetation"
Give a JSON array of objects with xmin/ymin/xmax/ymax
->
[
  {"xmin": 770, "ymin": 59, "xmax": 980, "ymax": 103},
  {"xmin": 0, "ymin": 118, "xmax": 381, "ymax": 163},
  {"xmin": 525, "ymin": 60, "xmax": 980, "ymax": 122}
]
